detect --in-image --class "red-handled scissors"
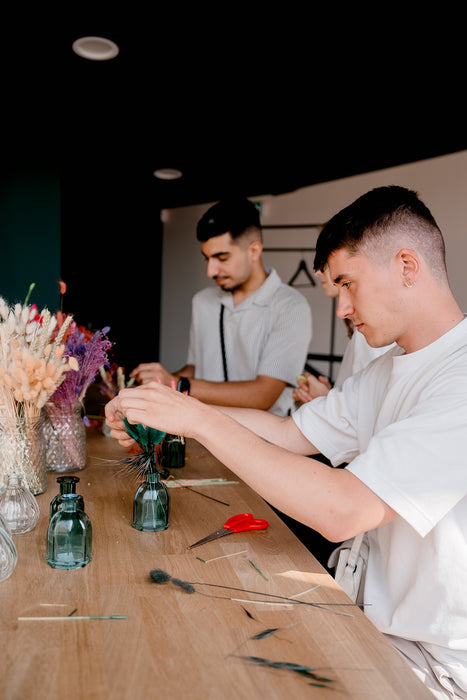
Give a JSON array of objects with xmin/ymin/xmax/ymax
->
[{"xmin": 187, "ymin": 512, "xmax": 269, "ymax": 550}]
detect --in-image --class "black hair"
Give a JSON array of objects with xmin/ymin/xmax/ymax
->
[
  {"xmin": 314, "ymin": 185, "xmax": 445, "ymax": 274},
  {"xmin": 196, "ymin": 197, "xmax": 262, "ymax": 242}
]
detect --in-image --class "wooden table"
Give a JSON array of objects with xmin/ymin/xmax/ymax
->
[{"xmin": 1, "ymin": 431, "xmax": 432, "ymax": 699}]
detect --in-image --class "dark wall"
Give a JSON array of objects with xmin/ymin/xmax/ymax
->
[
  {"xmin": 61, "ymin": 166, "xmax": 163, "ymax": 374},
  {"xmin": 1, "ymin": 29, "xmax": 161, "ymax": 374},
  {"xmin": 0, "ymin": 166, "xmax": 61, "ymax": 311},
  {"xmin": 1, "ymin": 161, "xmax": 162, "ymax": 376}
]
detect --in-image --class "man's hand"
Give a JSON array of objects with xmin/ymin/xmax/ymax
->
[
  {"xmin": 105, "ymin": 382, "xmax": 202, "ymax": 442},
  {"xmin": 293, "ymin": 372, "xmax": 332, "ymax": 404},
  {"xmin": 130, "ymin": 362, "xmax": 177, "ymax": 386}
]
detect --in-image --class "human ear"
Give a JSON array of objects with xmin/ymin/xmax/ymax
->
[
  {"xmin": 398, "ymin": 248, "xmax": 420, "ymax": 286},
  {"xmin": 248, "ymin": 240, "xmax": 263, "ymax": 261}
]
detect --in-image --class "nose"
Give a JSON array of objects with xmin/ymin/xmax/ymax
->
[
  {"xmin": 335, "ymin": 290, "xmax": 354, "ymax": 320},
  {"xmin": 206, "ymin": 258, "xmax": 219, "ymax": 279}
]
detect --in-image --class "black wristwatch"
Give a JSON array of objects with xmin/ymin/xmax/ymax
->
[{"xmin": 177, "ymin": 377, "xmax": 191, "ymax": 394}]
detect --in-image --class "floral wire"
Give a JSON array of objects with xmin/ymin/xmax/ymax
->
[
  {"xmin": 149, "ymin": 570, "xmax": 356, "ymax": 617},
  {"xmin": 18, "ymin": 615, "xmax": 127, "ymax": 621}
]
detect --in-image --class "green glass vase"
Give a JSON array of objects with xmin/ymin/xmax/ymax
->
[
  {"xmin": 46, "ymin": 493, "xmax": 92, "ymax": 569},
  {"xmin": 132, "ymin": 470, "xmax": 170, "ymax": 532},
  {"xmin": 161, "ymin": 434, "xmax": 185, "ymax": 468},
  {"xmin": 49, "ymin": 476, "xmax": 84, "ymax": 520}
]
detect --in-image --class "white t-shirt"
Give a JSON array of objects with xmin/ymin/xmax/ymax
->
[
  {"xmin": 293, "ymin": 318, "xmax": 467, "ymax": 690},
  {"xmin": 187, "ymin": 268, "xmax": 312, "ymax": 416},
  {"xmin": 335, "ymin": 328, "xmax": 395, "ymax": 386}
]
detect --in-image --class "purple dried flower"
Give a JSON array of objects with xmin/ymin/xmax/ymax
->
[{"xmin": 49, "ymin": 326, "xmax": 113, "ymax": 405}]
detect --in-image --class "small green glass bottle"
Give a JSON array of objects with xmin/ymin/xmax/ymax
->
[
  {"xmin": 132, "ymin": 470, "xmax": 170, "ymax": 531},
  {"xmin": 161, "ymin": 434, "xmax": 185, "ymax": 468},
  {"xmin": 46, "ymin": 493, "xmax": 92, "ymax": 569},
  {"xmin": 49, "ymin": 476, "xmax": 84, "ymax": 520}
]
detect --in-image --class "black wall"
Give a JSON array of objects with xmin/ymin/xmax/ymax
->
[
  {"xmin": 0, "ymin": 165, "xmax": 60, "ymax": 311},
  {"xmin": 61, "ymin": 166, "xmax": 163, "ymax": 374},
  {"xmin": 1, "ymin": 160, "xmax": 162, "ymax": 376}
]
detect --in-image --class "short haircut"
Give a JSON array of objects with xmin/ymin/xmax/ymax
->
[
  {"xmin": 196, "ymin": 197, "xmax": 262, "ymax": 242},
  {"xmin": 314, "ymin": 185, "xmax": 446, "ymax": 280}
]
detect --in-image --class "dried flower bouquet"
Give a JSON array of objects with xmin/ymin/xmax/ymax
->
[
  {"xmin": 48, "ymin": 320, "xmax": 113, "ymax": 407},
  {"xmin": 0, "ymin": 297, "xmax": 79, "ymax": 492},
  {"xmin": 44, "ymin": 319, "xmax": 113, "ymax": 473},
  {"xmin": 0, "ymin": 298, "xmax": 78, "ymax": 421}
]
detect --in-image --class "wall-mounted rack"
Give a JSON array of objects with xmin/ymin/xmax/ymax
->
[{"xmin": 262, "ymin": 225, "xmax": 342, "ymax": 382}]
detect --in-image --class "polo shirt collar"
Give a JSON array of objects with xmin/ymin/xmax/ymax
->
[{"xmin": 220, "ymin": 268, "xmax": 280, "ymax": 310}]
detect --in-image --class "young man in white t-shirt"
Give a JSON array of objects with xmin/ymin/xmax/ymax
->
[
  {"xmin": 293, "ymin": 265, "xmax": 394, "ymax": 404},
  {"xmin": 106, "ymin": 186, "xmax": 467, "ymax": 699}
]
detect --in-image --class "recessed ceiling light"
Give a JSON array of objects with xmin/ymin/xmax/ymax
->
[
  {"xmin": 153, "ymin": 168, "xmax": 183, "ymax": 180},
  {"xmin": 72, "ymin": 36, "xmax": 119, "ymax": 61}
]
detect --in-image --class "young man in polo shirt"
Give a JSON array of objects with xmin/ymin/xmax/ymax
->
[{"xmin": 131, "ymin": 197, "xmax": 312, "ymax": 417}]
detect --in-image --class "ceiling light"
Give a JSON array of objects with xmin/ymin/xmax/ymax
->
[
  {"xmin": 72, "ymin": 36, "xmax": 119, "ymax": 61},
  {"xmin": 153, "ymin": 168, "xmax": 183, "ymax": 180}
]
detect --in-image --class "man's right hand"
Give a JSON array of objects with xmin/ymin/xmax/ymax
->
[{"xmin": 130, "ymin": 362, "xmax": 177, "ymax": 386}]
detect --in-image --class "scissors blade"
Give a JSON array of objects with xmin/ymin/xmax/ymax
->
[{"xmin": 187, "ymin": 528, "xmax": 233, "ymax": 550}]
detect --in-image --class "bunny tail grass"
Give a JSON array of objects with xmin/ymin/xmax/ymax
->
[
  {"xmin": 150, "ymin": 569, "xmax": 172, "ymax": 583},
  {"xmin": 171, "ymin": 578, "xmax": 196, "ymax": 594},
  {"xmin": 149, "ymin": 569, "xmax": 196, "ymax": 594}
]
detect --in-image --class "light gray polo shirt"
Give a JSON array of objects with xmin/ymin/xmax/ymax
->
[{"xmin": 186, "ymin": 268, "xmax": 312, "ymax": 415}]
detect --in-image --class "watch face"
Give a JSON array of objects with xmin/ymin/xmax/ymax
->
[{"xmin": 177, "ymin": 377, "xmax": 190, "ymax": 394}]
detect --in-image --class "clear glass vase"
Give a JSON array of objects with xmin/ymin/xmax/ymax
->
[
  {"xmin": 0, "ymin": 413, "xmax": 48, "ymax": 495},
  {"xmin": 0, "ymin": 473, "xmax": 40, "ymax": 534},
  {"xmin": 46, "ymin": 493, "xmax": 92, "ymax": 569},
  {"xmin": 132, "ymin": 470, "xmax": 170, "ymax": 532},
  {"xmin": 0, "ymin": 512, "xmax": 17, "ymax": 582},
  {"xmin": 44, "ymin": 401, "xmax": 87, "ymax": 473}
]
